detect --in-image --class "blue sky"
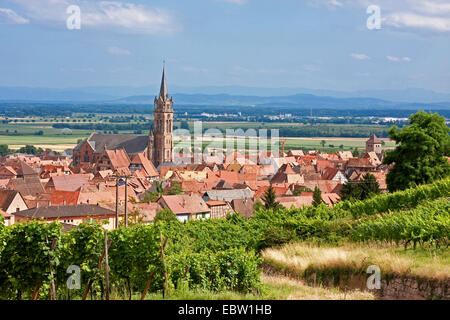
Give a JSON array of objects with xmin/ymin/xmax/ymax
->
[{"xmin": 0, "ymin": 0, "xmax": 449, "ymax": 93}]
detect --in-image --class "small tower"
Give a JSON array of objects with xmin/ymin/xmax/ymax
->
[
  {"xmin": 366, "ymin": 133, "xmax": 382, "ymax": 154},
  {"xmin": 151, "ymin": 65, "xmax": 174, "ymax": 168}
]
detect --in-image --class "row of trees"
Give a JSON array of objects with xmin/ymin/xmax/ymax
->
[{"xmin": 0, "ymin": 144, "xmax": 45, "ymax": 156}]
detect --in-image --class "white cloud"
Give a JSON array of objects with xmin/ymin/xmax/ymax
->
[
  {"xmin": 329, "ymin": 0, "xmax": 343, "ymax": 7},
  {"xmin": 108, "ymin": 46, "xmax": 131, "ymax": 55},
  {"xmin": 304, "ymin": 64, "xmax": 320, "ymax": 72},
  {"xmin": 216, "ymin": 0, "xmax": 248, "ymax": 5},
  {"xmin": 387, "ymin": 56, "xmax": 412, "ymax": 62},
  {"xmin": 384, "ymin": 12, "xmax": 450, "ymax": 32},
  {"xmin": 307, "ymin": 0, "xmax": 344, "ymax": 9},
  {"xmin": 386, "ymin": 56, "xmax": 400, "ymax": 62},
  {"xmin": 7, "ymin": 0, "xmax": 178, "ymax": 34},
  {"xmin": 0, "ymin": 7, "xmax": 29, "ymax": 24},
  {"xmin": 308, "ymin": 0, "xmax": 450, "ymax": 33},
  {"xmin": 350, "ymin": 53, "xmax": 370, "ymax": 60}
]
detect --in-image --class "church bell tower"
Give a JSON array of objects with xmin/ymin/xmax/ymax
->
[{"xmin": 149, "ymin": 65, "xmax": 174, "ymax": 167}]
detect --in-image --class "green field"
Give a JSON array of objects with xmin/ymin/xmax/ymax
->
[{"xmin": 0, "ymin": 117, "xmax": 395, "ymax": 153}]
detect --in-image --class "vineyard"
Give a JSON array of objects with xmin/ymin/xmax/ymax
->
[
  {"xmin": 0, "ymin": 178, "xmax": 449, "ymax": 300},
  {"xmin": 351, "ymin": 199, "xmax": 450, "ymax": 248}
]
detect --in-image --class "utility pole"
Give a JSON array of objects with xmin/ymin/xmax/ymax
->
[
  {"xmin": 115, "ymin": 178, "xmax": 119, "ymax": 229},
  {"xmin": 124, "ymin": 177, "xmax": 128, "ymax": 227},
  {"xmin": 112, "ymin": 174, "xmax": 132, "ymax": 228}
]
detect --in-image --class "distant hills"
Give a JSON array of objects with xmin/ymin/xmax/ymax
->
[
  {"xmin": 0, "ymin": 86, "xmax": 449, "ymax": 110},
  {"xmin": 112, "ymin": 93, "xmax": 450, "ymax": 110}
]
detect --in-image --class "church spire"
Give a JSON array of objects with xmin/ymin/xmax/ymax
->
[{"xmin": 159, "ymin": 63, "xmax": 169, "ymax": 100}]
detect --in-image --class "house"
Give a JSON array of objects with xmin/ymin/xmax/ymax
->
[
  {"xmin": 230, "ymin": 198, "xmax": 255, "ymax": 219},
  {"xmin": 133, "ymin": 203, "xmax": 161, "ymax": 224},
  {"xmin": 288, "ymin": 150, "xmax": 305, "ymax": 158},
  {"xmin": 337, "ymin": 151, "xmax": 354, "ymax": 161},
  {"xmin": 203, "ymin": 188, "xmax": 253, "ymax": 203},
  {"xmin": 322, "ymin": 167, "xmax": 348, "ymax": 184},
  {"xmin": 13, "ymin": 204, "xmax": 118, "ymax": 230},
  {"xmin": 347, "ymin": 158, "xmax": 376, "ymax": 173},
  {"xmin": 275, "ymin": 195, "xmax": 314, "ymax": 209},
  {"xmin": 270, "ymin": 163, "xmax": 304, "ymax": 185},
  {"xmin": 95, "ymin": 148, "xmax": 131, "ymax": 175},
  {"xmin": 45, "ymin": 174, "xmax": 90, "ymax": 193},
  {"xmin": 206, "ymin": 200, "xmax": 235, "ymax": 219},
  {"xmin": 0, "ymin": 166, "xmax": 18, "ymax": 179},
  {"xmin": 1, "ymin": 210, "xmax": 14, "ymax": 227},
  {"xmin": 157, "ymin": 194, "xmax": 211, "ymax": 222},
  {"xmin": 321, "ymin": 193, "xmax": 341, "ymax": 207},
  {"xmin": 130, "ymin": 153, "xmax": 159, "ymax": 178},
  {"xmin": 7, "ymin": 161, "xmax": 45, "ymax": 197},
  {"xmin": 49, "ymin": 190, "xmax": 80, "ymax": 206},
  {"xmin": 363, "ymin": 151, "xmax": 382, "ymax": 167},
  {"xmin": 0, "ymin": 190, "xmax": 28, "ymax": 215},
  {"xmin": 0, "ymin": 179, "xmax": 10, "ymax": 189}
]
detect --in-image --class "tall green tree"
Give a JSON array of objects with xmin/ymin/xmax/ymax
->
[
  {"xmin": 262, "ymin": 185, "xmax": 281, "ymax": 210},
  {"xmin": 312, "ymin": 186, "xmax": 322, "ymax": 207},
  {"xmin": 0, "ymin": 145, "xmax": 9, "ymax": 156},
  {"xmin": 384, "ymin": 111, "xmax": 450, "ymax": 192},
  {"xmin": 340, "ymin": 173, "xmax": 380, "ymax": 201},
  {"xmin": 153, "ymin": 208, "xmax": 179, "ymax": 224},
  {"xmin": 168, "ymin": 180, "xmax": 183, "ymax": 195}
]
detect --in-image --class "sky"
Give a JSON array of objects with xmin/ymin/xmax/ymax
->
[{"xmin": 0, "ymin": 0, "xmax": 449, "ymax": 93}]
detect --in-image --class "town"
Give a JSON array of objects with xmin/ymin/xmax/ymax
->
[{"xmin": 0, "ymin": 68, "xmax": 390, "ymax": 230}]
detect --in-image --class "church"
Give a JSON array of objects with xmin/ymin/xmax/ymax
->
[{"xmin": 72, "ymin": 66, "xmax": 174, "ymax": 173}]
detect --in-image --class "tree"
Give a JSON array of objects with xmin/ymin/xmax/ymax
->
[
  {"xmin": 142, "ymin": 181, "xmax": 165, "ymax": 203},
  {"xmin": 153, "ymin": 208, "xmax": 179, "ymax": 224},
  {"xmin": 360, "ymin": 173, "xmax": 381, "ymax": 198},
  {"xmin": 293, "ymin": 186, "xmax": 313, "ymax": 196},
  {"xmin": 262, "ymin": 185, "xmax": 281, "ymax": 210},
  {"xmin": 18, "ymin": 145, "xmax": 43, "ymax": 155},
  {"xmin": 352, "ymin": 148, "xmax": 360, "ymax": 158},
  {"xmin": 320, "ymin": 140, "xmax": 326, "ymax": 149},
  {"xmin": 340, "ymin": 173, "xmax": 380, "ymax": 201},
  {"xmin": 0, "ymin": 145, "xmax": 9, "ymax": 156},
  {"xmin": 168, "ymin": 180, "xmax": 183, "ymax": 195},
  {"xmin": 383, "ymin": 111, "xmax": 450, "ymax": 192},
  {"xmin": 340, "ymin": 182, "xmax": 362, "ymax": 201},
  {"xmin": 312, "ymin": 186, "xmax": 322, "ymax": 207}
]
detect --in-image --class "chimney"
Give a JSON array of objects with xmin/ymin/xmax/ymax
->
[{"xmin": 63, "ymin": 200, "xmax": 66, "ymax": 206}]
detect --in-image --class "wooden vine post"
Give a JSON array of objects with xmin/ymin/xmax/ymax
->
[
  {"xmin": 140, "ymin": 272, "xmax": 154, "ymax": 300},
  {"xmin": 141, "ymin": 232, "xmax": 170, "ymax": 301},
  {"xmin": 160, "ymin": 232, "xmax": 169, "ymax": 299},
  {"xmin": 104, "ymin": 231, "xmax": 110, "ymax": 300},
  {"xmin": 46, "ymin": 235, "xmax": 58, "ymax": 300},
  {"xmin": 82, "ymin": 237, "xmax": 112, "ymax": 300}
]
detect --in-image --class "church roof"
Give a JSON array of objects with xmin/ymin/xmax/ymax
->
[
  {"xmin": 160, "ymin": 65, "xmax": 169, "ymax": 100},
  {"xmin": 76, "ymin": 134, "xmax": 148, "ymax": 155},
  {"xmin": 367, "ymin": 134, "xmax": 382, "ymax": 144}
]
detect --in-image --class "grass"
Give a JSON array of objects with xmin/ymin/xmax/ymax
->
[
  {"xmin": 101, "ymin": 274, "xmax": 374, "ymax": 300},
  {"xmin": 262, "ymin": 242, "xmax": 450, "ymax": 282}
]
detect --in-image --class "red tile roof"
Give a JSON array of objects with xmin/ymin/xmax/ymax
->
[
  {"xmin": 131, "ymin": 153, "xmax": 158, "ymax": 177},
  {"xmin": 50, "ymin": 190, "xmax": 80, "ymax": 205}
]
